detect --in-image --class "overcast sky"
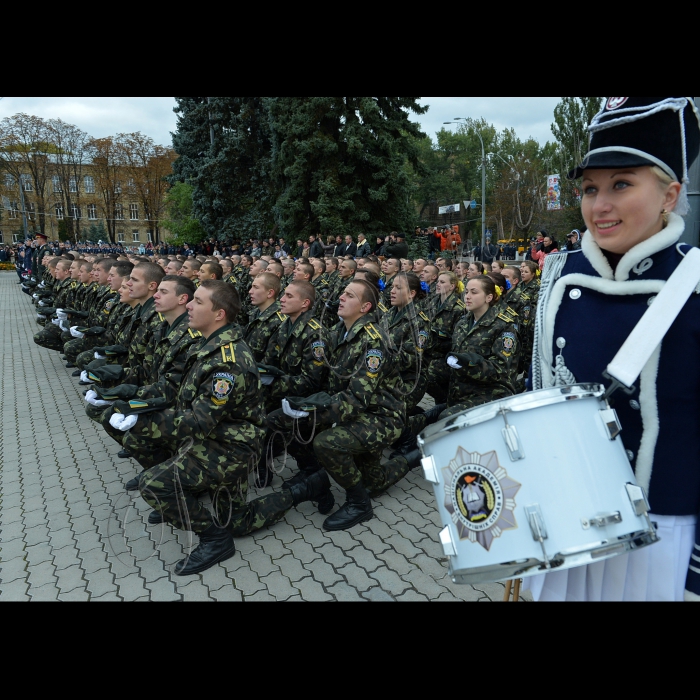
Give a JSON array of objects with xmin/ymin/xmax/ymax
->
[{"xmin": 0, "ymin": 97, "xmax": 561, "ymax": 149}]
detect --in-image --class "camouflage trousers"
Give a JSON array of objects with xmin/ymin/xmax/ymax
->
[
  {"xmin": 401, "ymin": 371, "xmax": 428, "ymax": 413},
  {"xmin": 64, "ymin": 334, "xmax": 104, "ymax": 362},
  {"xmin": 424, "ymin": 356, "xmax": 450, "ymax": 404},
  {"xmin": 33, "ymin": 323, "xmax": 66, "ymax": 351},
  {"xmin": 127, "ymin": 433, "xmax": 293, "ymax": 535},
  {"xmin": 313, "ymin": 418, "xmax": 404, "ymax": 491}
]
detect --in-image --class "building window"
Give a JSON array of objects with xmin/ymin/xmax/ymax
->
[
  {"xmin": 26, "ymin": 203, "xmax": 35, "ymax": 220},
  {"xmin": 55, "ymin": 204, "xmax": 64, "ymax": 220},
  {"xmin": 127, "ymin": 177, "xmax": 136, "ymax": 192},
  {"xmin": 70, "ymin": 204, "xmax": 81, "ymax": 220},
  {"xmin": 147, "ymin": 229, "xmax": 153, "ymax": 242},
  {"xmin": 117, "ymin": 230, "xmax": 125, "ymax": 243},
  {"xmin": 4, "ymin": 174, "xmax": 15, "ymax": 189},
  {"xmin": 84, "ymin": 176, "xmax": 95, "ymax": 194},
  {"xmin": 53, "ymin": 175, "xmax": 62, "ymax": 193},
  {"xmin": 132, "ymin": 229, "xmax": 140, "ymax": 242},
  {"xmin": 87, "ymin": 204, "xmax": 97, "ymax": 220},
  {"xmin": 69, "ymin": 177, "xmax": 78, "ymax": 193},
  {"xmin": 129, "ymin": 203, "xmax": 139, "ymax": 220},
  {"xmin": 21, "ymin": 174, "xmax": 33, "ymax": 192},
  {"xmin": 8, "ymin": 201, "xmax": 18, "ymax": 219},
  {"xmin": 114, "ymin": 181, "xmax": 122, "ymax": 195},
  {"xmin": 114, "ymin": 204, "xmax": 124, "ymax": 220}
]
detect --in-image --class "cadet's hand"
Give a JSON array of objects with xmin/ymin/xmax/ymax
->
[
  {"xmin": 257, "ymin": 363, "xmax": 285, "ymax": 377},
  {"xmin": 56, "ymin": 310, "xmax": 68, "ymax": 320},
  {"xmin": 84, "ymin": 390, "xmax": 114, "ymax": 407},
  {"xmin": 282, "ymin": 398, "xmax": 309, "ymax": 419},
  {"xmin": 94, "ymin": 351, "xmax": 106, "ymax": 360},
  {"xmin": 287, "ymin": 393, "xmax": 332, "ymax": 411},
  {"xmin": 109, "ymin": 413, "xmax": 138, "ymax": 431},
  {"xmin": 448, "ymin": 352, "xmax": 483, "ymax": 369},
  {"xmin": 80, "ymin": 370, "xmax": 94, "ymax": 384},
  {"xmin": 70, "ymin": 326, "xmax": 85, "ymax": 338}
]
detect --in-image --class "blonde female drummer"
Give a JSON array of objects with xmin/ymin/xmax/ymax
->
[{"xmin": 527, "ymin": 96, "xmax": 700, "ymax": 602}]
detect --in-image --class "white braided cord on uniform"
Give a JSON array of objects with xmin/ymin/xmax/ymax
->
[{"xmin": 531, "ymin": 252, "xmax": 569, "ymax": 390}]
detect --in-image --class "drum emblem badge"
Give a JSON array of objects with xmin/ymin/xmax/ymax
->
[{"xmin": 443, "ymin": 447, "xmax": 521, "ymax": 551}]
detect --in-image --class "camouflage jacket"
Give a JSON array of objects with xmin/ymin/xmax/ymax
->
[
  {"xmin": 516, "ymin": 278, "xmax": 540, "ymax": 331},
  {"xmin": 447, "ymin": 305, "xmax": 520, "ymax": 405},
  {"xmin": 262, "ymin": 309, "xmax": 329, "ymax": 404},
  {"xmin": 380, "ymin": 273, "xmax": 398, "ymax": 307},
  {"xmin": 426, "ymin": 291, "xmax": 466, "ymax": 357},
  {"xmin": 87, "ymin": 285, "xmax": 114, "ymax": 326},
  {"xmin": 123, "ymin": 296, "xmax": 163, "ymax": 380},
  {"xmin": 130, "ymin": 311, "xmax": 204, "ymax": 402},
  {"xmin": 311, "ymin": 275, "xmax": 332, "ymax": 315},
  {"xmin": 244, "ymin": 301, "xmax": 287, "ymax": 363},
  {"xmin": 129, "ymin": 323, "xmax": 265, "ymax": 463},
  {"xmin": 316, "ymin": 314, "xmax": 406, "ymax": 429},
  {"xmin": 380, "ymin": 303, "xmax": 431, "ymax": 376}
]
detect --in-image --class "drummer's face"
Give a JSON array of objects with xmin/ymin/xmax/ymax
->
[{"xmin": 581, "ymin": 166, "xmax": 680, "ymax": 255}]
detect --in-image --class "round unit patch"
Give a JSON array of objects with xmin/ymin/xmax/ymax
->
[
  {"xmin": 442, "ymin": 448, "xmax": 521, "ymax": 551},
  {"xmin": 212, "ymin": 372, "xmax": 234, "ymax": 401}
]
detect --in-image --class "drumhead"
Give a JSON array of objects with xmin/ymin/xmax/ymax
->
[{"xmin": 418, "ymin": 383, "xmax": 605, "ymax": 449}]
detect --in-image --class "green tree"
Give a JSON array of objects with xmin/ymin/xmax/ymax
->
[
  {"xmin": 162, "ymin": 182, "xmax": 207, "ymax": 245},
  {"xmin": 84, "ymin": 222, "xmax": 107, "ymax": 243}
]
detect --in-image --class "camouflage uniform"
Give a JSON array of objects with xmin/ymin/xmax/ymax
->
[
  {"xmin": 127, "ymin": 324, "xmax": 268, "ymax": 534},
  {"xmin": 244, "ymin": 301, "xmax": 287, "ymax": 363},
  {"xmin": 261, "ymin": 310, "xmax": 329, "ymax": 410},
  {"xmin": 62, "ymin": 291, "xmax": 121, "ymax": 362},
  {"xmin": 75, "ymin": 303, "xmax": 134, "ymax": 370},
  {"xmin": 322, "ymin": 274, "xmax": 353, "ymax": 328},
  {"xmin": 32, "ymin": 278, "xmax": 79, "ymax": 350},
  {"xmin": 379, "ymin": 303, "xmax": 431, "ymax": 412},
  {"xmin": 423, "ymin": 291, "xmax": 466, "ymax": 403},
  {"xmin": 280, "ymin": 315, "xmax": 407, "ymax": 494},
  {"xmin": 311, "ymin": 275, "xmax": 331, "ymax": 317},
  {"xmin": 516, "ymin": 277, "xmax": 540, "ymax": 376}
]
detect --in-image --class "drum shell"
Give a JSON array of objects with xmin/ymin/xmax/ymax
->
[{"xmin": 419, "ymin": 387, "xmax": 657, "ymax": 584}]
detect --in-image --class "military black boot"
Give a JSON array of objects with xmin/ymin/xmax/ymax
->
[
  {"xmin": 423, "ymin": 403, "xmax": 447, "ymax": 426},
  {"xmin": 391, "ymin": 425, "xmax": 417, "ymax": 455},
  {"xmin": 400, "ymin": 448, "xmax": 423, "ymax": 471},
  {"xmin": 287, "ymin": 470, "xmax": 333, "ymax": 510},
  {"xmin": 323, "ymin": 482, "xmax": 373, "ymax": 531},
  {"xmin": 174, "ymin": 524, "xmax": 236, "ymax": 575}
]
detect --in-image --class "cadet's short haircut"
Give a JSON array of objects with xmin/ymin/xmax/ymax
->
[
  {"xmin": 196, "ymin": 255, "xmax": 207, "ymax": 263},
  {"xmin": 80, "ymin": 261, "xmax": 94, "ymax": 272},
  {"xmin": 200, "ymin": 280, "xmax": 241, "ymax": 323},
  {"xmin": 241, "ymin": 255, "xmax": 253, "ymax": 266},
  {"xmin": 220, "ymin": 259, "xmax": 233, "ymax": 271},
  {"xmin": 505, "ymin": 265, "xmax": 522, "ymax": 281},
  {"xmin": 314, "ymin": 258, "xmax": 326, "ymax": 272},
  {"xmin": 363, "ymin": 262, "xmax": 381, "ymax": 276},
  {"xmin": 74, "ymin": 258, "xmax": 88, "ymax": 267},
  {"xmin": 185, "ymin": 259, "xmax": 202, "ymax": 271},
  {"xmin": 111, "ymin": 261, "xmax": 134, "ymax": 279},
  {"xmin": 256, "ymin": 259, "xmax": 269, "ymax": 270},
  {"xmin": 134, "ymin": 261, "xmax": 166, "ymax": 286},
  {"xmin": 167, "ymin": 259, "xmax": 183, "ymax": 272},
  {"xmin": 201, "ymin": 262, "xmax": 223, "ymax": 280},
  {"xmin": 96, "ymin": 257, "xmax": 116, "ymax": 271},
  {"xmin": 161, "ymin": 274, "xmax": 196, "ymax": 302},
  {"xmin": 296, "ymin": 262, "xmax": 314, "ymax": 278},
  {"xmin": 354, "ymin": 269, "xmax": 380, "ymax": 288},
  {"xmin": 56, "ymin": 259, "xmax": 71, "ymax": 270},
  {"xmin": 267, "ymin": 261, "xmax": 283, "ymax": 276},
  {"xmin": 257, "ymin": 272, "xmax": 281, "ymax": 296},
  {"xmin": 287, "ymin": 280, "xmax": 316, "ymax": 305},
  {"xmin": 342, "ymin": 259, "xmax": 357, "ymax": 271},
  {"xmin": 348, "ymin": 279, "xmax": 378, "ymax": 313}
]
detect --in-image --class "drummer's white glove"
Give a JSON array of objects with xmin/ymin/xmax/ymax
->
[
  {"xmin": 94, "ymin": 351, "xmax": 106, "ymax": 360},
  {"xmin": 282, "ymin": 398, "xmax": 309, "ymax": 419},
  {"xmin": 70, "ymin": 326, "xmax": 85, "ymax": 338},
  {"xmin": 447, "ymin": 355, "xmax": 463, "ymax": 369},
  {"xmin": 80, "ymin": 370, "xmax": 94, "ymax": 384},
  {"xmin": 109, "ymin": 413, "xmax": 138, "ymax": 431},
  {"xmin": 85, "ymin": 390, "xmax": 114, "ymax": 407}
]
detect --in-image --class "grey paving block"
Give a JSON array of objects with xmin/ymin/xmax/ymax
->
[
  {"xmin": 286, "ymin": 539, "xmax": 322, "ymax": 565},
  {"xmin": 69, "ymin": 514, "xmax": 96, "ymax": 535},
  {"xmin": 244, "ymin": 590, "xmax": 276, "ymax": 601},
  {"xmin": 316, "ymin": 542, "xmax": 352, "ymax": 568},
  {"xmin": 210, "ymin": 585, "xmax": 243, "ymax": 601},
  {"xmin": 24, "ymin": 542, "xmax": 54, "ymax": 566},
  {"xmin": 336, "ymin": 562, "xmax": 375, "ymax": 591},
  {"xmin": 293, "ymin": 576, "xmax": 333, "ymax": 601},
  {"xmin": 175, "ymin": 579, "xmax": 212, "ymax": 601},
  {"xmin": 115, "ymin": 572, "xmax": 149, "ymax": 600},
  {"xmin": 0, "ymin": 519, "xmax": 26, "ymax": 542},
  {"xmin": 55, "ymin": 563, "xmax": 86, "ymax": 593},
  {"xmin": 91, "ymin": 592, "xmax": 123, "ymax": 601},
  {"xmin": 0, "ymin": 579, "xmax": 30, "ymax": 600},
  {"xmin": 369, "ymin": 567, "xmax": 412, "ymax": 596},
  {"xmin": 351, "ymin": 529, "xmax": 391, "ymax": 556},
  {"xmin": 28, "ymin": 582, "xmax": 61, "ymax": 601},
  {"xmin": 0, "ymin": 556, "xmax": 29, "ymax": 584},
  {"xmin": 382, "ymin": 534, "xmax": 423, "ymax": 559},
  {"xmin": 346, "ymin": 546, "xmax": 383, "ymax": 573},
  {"xmin": 52, "ymin": 545, "xmax": 82, "ymax": 571},
  {"xmin": 258, "ymin": 535, "xmax": 291, "ymax": 559},
  {"xmin": 403, "ymin": 569, "xmax": 449, "ymax": 598},
  {"xmin": 362, "ymin": 587, "xmax": 395, "ymax": 602},
  {"xmin": 57, "ymin": 587, "xmax": 90, "ymax": 601},
  {"xmin": 198, "ymin": 564, "xmax": 235, "ymax": 592},
  {"xmin": 241, "ymin": 549, "xmax": 279, "ymax": 578},
  {"xmin": 133, "ymin": 553, "xmax": 169, "ymax": 583},
  {"xmin": 0, "ymin": 537, "xmax": 27, "ymax": 561},
  {"xmin": 27, "ymin": 560, "xmax": 58, "ymax": 589},
  {"xmin": 258, "ymin": 571, "xmax": 297, "ymax": 600},
  {"xmin": 395, "ymin": 590, "xmax": 430, "ymax": 601},
  {"xmin": 376, "ymin": 550, "xmax": 413, "ymax": 576},
  {"xmin": 412, "ymin": 553, "xmax": 450, "ymax": 581},
  {"xmin": 78, "ymin": 547, "xmax": 109, "ymax": 575},
  {"xmin": 72, "ymin": 530, "xmax": 103, "ymax": 554},
  {"xmin": 84, "ymin": 568, "xmax": 118, "ymax": 598},
  {"xmin": 145, "ymin": 577, "xmax": 181, "ymax": 601},
  {"xmin": 325, "ymin": 581, "xmax": 365, "ymax": 602},
  {"xmin": 231, "ymin": 568, "xmax": 265, "ymax": 596}
]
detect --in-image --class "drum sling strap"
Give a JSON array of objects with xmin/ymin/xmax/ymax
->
[{"xmin": 604, "ymin": 246, "xmax": 700, "ymax": 398}]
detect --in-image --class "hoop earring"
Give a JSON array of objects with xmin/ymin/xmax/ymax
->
[{"xmin": 661, "ymin": 209, "xmax": 669, "ymax": 227}]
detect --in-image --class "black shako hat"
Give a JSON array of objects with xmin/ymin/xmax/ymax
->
[{"xmin": 568, "ymin": 97, "xmax": 700, "ymax": 215}]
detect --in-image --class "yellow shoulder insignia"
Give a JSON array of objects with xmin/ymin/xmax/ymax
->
[
  {"xmin": 364, "ymin": 323, "xmax": 381, "ymax": 340},
  {"xmin": 158, "ymin": 312, "xmax": 165, "ymax": 322},
  {"xmin": 506, "ymin": 306, "xmax": 518, "ymax": 317},
  {"xmin": 307, "ymin": 318, "xmax": 322, "ymax": 331},
  {"xmin": 456, "ymin": 299, "xmax": 466, "ymax": 309},
  {"xmin": 276, "ymin": 311, "xmax": 288, "ymax": 322},
  {"xmin": 221, "ymin": 342, "xmax": 236, "ymax": 363},
  {"xmin": 188, "ymin": 328, "xmax": 203, "ymax": 338},
  {"xmin": 497, "ymin": 312, "xmax": 513, "ymax": 323},
  {"xmin": 378, "ymin": 302, "xmax": 388, "ymax": 313},
  {"xmin": 419, "ymin": 311, "xmax": 429, "ymax": 322}
]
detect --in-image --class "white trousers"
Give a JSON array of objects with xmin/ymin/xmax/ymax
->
[{"xmin": 524, "ymin": 514, "xmax": 696, "ymax": 602}]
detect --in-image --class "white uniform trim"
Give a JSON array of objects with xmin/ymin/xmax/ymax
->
[{"xmin": 635, "ymin": 343, "xmax": 661, "ymax": 492}]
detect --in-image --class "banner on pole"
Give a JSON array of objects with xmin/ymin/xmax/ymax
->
[
  {"xmin": 439, "ymin": 203, "xmax": 461, "ymax": 215},
  {"xmin": 546, "ymin": 174, "xmax": 561, "ymax": 211}
]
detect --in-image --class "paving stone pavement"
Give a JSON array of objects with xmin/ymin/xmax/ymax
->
[{"xmin": 0, "ymin": 273, "xmax": 531, "ymax": 602}]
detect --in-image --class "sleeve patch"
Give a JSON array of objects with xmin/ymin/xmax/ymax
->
[
  {"xmin": 366, "ymin": 348, "xmax": 383, "ymax": 375},
  {"xmin": 312, "ymin": 340, "xmax": 326, "ymax": 365},
  {"xmin": 212, "ymin": 372, "xmax": 235, "ymax": 401},
  {"xmin": 501, "ymin": 332, "xmax": 516, "ymax": 356},
  {"xmin": 417, "ymin": 330, "xmax": 429, "ymax": 350}
]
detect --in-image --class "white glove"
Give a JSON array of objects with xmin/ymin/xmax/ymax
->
[
  {"xmin": 56, "ymin": 308, "xmax": 64, "ymax": 314},
  {"xmin": 56, "ymin": 310, "xmax": 68, "ymax": 321},
  {"xmin": 260, "ymin": 375, "xmax": 275, "ymax": 386},
  {"xmin": 39, "ymin": 282, "xmax": 46, "ymax": 288},
  {"xmin": 85, "ymin": 390, "xmax": 114, "ymax": 407},
  {"xmin": 94, "ymin": 352, "xmax": 106, "ymax": 360},
  {"xmin": 80, "ymin": 370, "xmax": 94, "ymax": 384},
  {"xmin": 52, "ymin": 319, "xmax": 61, "ymax": 326},
  {"xmin": 37, "ymin": 313, "xmax": 44, "ymax": 320},
  {"xmin": 282, "ymin": 398, "xmax": 309, "ymax": 419},
  {"xmin": 70, "ymin": 326, "xmax": 85, "ymax": 338},
  {"xmin": 109, "ymin": 413, "xmax": 138, "ymax": 431},
  {"xmin": 38, "ymin": 300, "xmax": 47, "ymax": 306},
  {"xmin": 32, "ymin": 293, "xmax": 39, "ymax": 299},
  {"xmin": 447, "ymin": 355, "xmax": 463, "ymax": 369},
  {"xmin": 59, "ymin": 320, "xmax": 69, "ymax": 332}
]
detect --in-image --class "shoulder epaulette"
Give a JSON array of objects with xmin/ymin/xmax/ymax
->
[
  {"xmin": 364, "ymin": 323, "xmax": 381, "ymax": 340},
  {"xmin": 276, "ymin": 311, "xmax": 288, "ymax": 322},
  {"xmin": 221, "ymin": 342, "xmax": 236, "ymax": 363},
  {"xmin": 158, "ymin": 312, "xmax": 165, "ymax": 322},
  {"xmin": 418, "ymin": 311, "xmax": 430, "ymax": 322},
  {"xmin": 307, "ymin": 318, "xmax": 322, "ymax": 331},
  {"xmin": 188, "ymin": 328, "xmax": 203, "ymax": 338},
  {"xmin": 505, "ymin": 306, "xmax": 518, "ymax": 317},
  {"xmin": 378, "ymin": 302, "xmax": 389, "ymax": 313},
  {"xmin": 497, "ymin": 312, "xmax": 513, "ymax": 323},
  {"xmin": 456, "ymin": 299, "xmax": 466, "ymax": 309}
]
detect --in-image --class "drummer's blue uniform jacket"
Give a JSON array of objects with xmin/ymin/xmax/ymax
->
[{"xmin": 532, "ymin": 213, "xmax": 700, "ymax": 598}]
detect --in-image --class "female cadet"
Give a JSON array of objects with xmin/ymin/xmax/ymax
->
[
  {"xmin": 424, "ymin": 271, "xmax": 466, "ymax": 404},
  {"xmin": 517, "ymin": 260, "xmax": 539, "ymax": 378},
  {"xmin": 382, "ymin": 273, "xmax": 431, "ymax": 413},
  {"xmin": 526, "ymin": 96, "xmax": 700, "ymax": 602}
]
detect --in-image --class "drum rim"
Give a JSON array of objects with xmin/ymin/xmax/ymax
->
[{"xmin": 418, "ymin": 383, "xmax": 606, "ymax": 448}]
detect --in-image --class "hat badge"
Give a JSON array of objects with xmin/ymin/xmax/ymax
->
[{"xmin": 605, "ymin": 97, "xmax": 628, "ymax": 111}]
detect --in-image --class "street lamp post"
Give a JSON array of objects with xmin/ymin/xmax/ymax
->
[{"xmin": 444, "ymin": 118, "xmax": 486, "ymax": 253}]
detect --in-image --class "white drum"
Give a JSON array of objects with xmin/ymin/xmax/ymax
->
[{"xmin": 418, "ymin": 384, "xmax": 659, "ymax": 585}]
